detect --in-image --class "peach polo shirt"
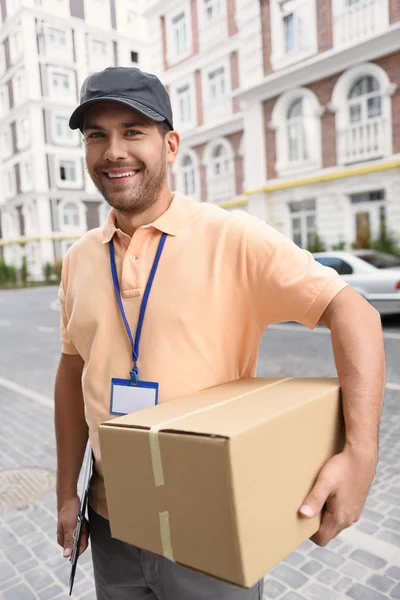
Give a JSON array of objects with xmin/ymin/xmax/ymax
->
[{"xmin": 59, "ymin": 192, "xmax": 347, "ymax": 518}]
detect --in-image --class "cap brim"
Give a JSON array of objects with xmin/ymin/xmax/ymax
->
[{"xmin": 69, "ymin": 96, "xmax": 169, "ymax": 131}]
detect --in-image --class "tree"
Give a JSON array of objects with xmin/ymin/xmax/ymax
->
[{"xmin": 307, "ymin": 233, "xmax": 327, "ymax": 253}]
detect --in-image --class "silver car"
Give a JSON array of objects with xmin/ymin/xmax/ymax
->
[{"xmin": 313, "ymin": 250, "xmax": 400, "ymax": 316}]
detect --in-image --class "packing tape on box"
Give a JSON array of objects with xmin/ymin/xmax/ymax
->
[
  {"xmin": 149, "ymin": 377, "xmax": 291, "ymax": 487},
  {"xmin": 149, "ymin": 378, "xmax": 292, "ymax": 561}
]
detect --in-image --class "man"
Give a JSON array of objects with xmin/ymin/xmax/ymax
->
[{"xmin": 55, "ymin": 67, "xmax": 385, "ymax": 600}]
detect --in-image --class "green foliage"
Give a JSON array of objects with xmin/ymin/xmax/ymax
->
[
  {"xmin": 370, "ymin": 222, "xmax": 400, "ymax": 258},
  {"xmin": 307, "ymin": 233, "xmax": 327, "ymax": 253},
  {"xmin": 332, "ymin": 238, "xmax": 346, "ymax": 251},
  {"xmin": 54, "ymin": 259, "xmax": 63, "ymax": 282},
  {"xmin": 43, "ymin": 262, "xmax": 54, "ymax": 282},
  {"xmin": 0, "ymin": 259, "xmax": 9, "ymax": 283},
  {"xmin": 20, "ymin": 256, "xmax": 28, "ymax": 284}
]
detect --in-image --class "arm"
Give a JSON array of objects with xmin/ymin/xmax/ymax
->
[
  {"xmin": 299, "ymin": 286, "xmax": 386, "ymax": 545},
  {"xmin": 55, "ymin": 352, "xmax": 89, "ymax": 558}
]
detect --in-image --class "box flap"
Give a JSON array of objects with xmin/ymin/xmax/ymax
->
[{"xmin": 101, "ymin": 377, "xmax": 340, "ymax": 439}]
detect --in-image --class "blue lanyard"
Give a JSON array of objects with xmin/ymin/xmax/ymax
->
[{"xmin": 109, "ymin": 232, "xmax": 167, "ymax": 384}]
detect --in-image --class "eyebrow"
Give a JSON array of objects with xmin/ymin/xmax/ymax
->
[{"xmin": 83, "ymin": 121, "xmax": 148, "ymax": 132}]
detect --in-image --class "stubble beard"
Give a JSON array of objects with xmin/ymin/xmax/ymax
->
[{"xmin": 90, "ymin": 145, "xmax": 167, "ymax": 216}]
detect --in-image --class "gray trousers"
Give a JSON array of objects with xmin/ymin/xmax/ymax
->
[{"xmin": 89, "ymin": 507, "xmax": 264, "ymax": 600}]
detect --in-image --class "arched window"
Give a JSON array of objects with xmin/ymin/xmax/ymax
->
[
  {"xmin": 62, "ymin": 202, "xmax": 80, "ymax": 227},
  {"xmin": 182, "ymin": 154, "xmax": 196, "ymax": 197},
  {"xmin": 287, "ymin": 99, "xmax": 308, "ymax": 163},
  {"xmin": 348, "ymin": 76, "xmax": 381, "ymax": 124},
  {"xmin": 209, "ymin": 144, "xmax": 234, "ymax": 202},
  {"xmin": 331, "ymin": 65, "xmax": 392, "ymax": 164}
]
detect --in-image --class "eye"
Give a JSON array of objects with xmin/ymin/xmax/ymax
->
[
  {"xmin": 126, "ymin": 130, "xmax": 141, "ymax": 137},
  {"xmin": 87, "ymin": 132, "xmax": 104, "ymax": 139}
]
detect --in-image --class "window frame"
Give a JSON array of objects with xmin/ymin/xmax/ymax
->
[
  {"xmin": 270, "ymin": 0, "xmax": 318, "ymax": 70},
  {"xmin": 289, "ymin": 199, "xmax": 317, "ymax": 249},
  {"xmin": 330, "ymin": 63, "xmax": 393, "ymax": 165},
  {"xmin": 271, "ymin": 88, "xmax": 322, "ymax": 177},
  {"xmin": 166, "ymin": 3, "xmax": 193, "ymax": 65},
  {"xmin": 56, "ymin": 157, "xmax": 83, "ymax": 189}
]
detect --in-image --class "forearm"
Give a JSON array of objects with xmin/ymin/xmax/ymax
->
[
  {"xmin": 329, "ymin": 296, "xmax": 385, "ymax": 458},
  {"xmin": 54, "ymin": 353, "xmax": 88, "ymax": 510}
]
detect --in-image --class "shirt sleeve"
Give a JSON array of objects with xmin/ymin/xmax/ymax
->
[
  {"xmin": 245, "ymin": 218, "xmax": 348, "ymax": 330},
  {"xmin": 58, "ymin": 278, "xmax": 80, "ymax": 356}
]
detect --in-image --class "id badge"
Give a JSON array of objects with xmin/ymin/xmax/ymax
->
[{"xmin": 110, "ymin": 378, "xmax": 159, "ymax": 416}]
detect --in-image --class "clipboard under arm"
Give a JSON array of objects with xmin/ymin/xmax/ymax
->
[{"xmin": 69, "ymin": 441, "xmax": 93, "ymax": 596}]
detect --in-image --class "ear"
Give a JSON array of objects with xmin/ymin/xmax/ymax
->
[{"xmin": 166, "ymin": 131, "xmax": 180, "ymax": 166}]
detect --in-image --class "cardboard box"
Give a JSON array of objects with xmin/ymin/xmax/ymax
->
[{"xmin": 99, "ymin": 377, "xmax": 345, "ymax": 587}]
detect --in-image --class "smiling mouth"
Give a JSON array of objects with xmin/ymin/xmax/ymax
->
[{"xmin": 102, "ymin": 170, "xmax": 139, "ymax": 184}]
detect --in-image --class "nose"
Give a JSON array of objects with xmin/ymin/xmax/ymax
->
[{"xmin": 103, "ymin": 135, "xmax": 128, "ymax": 162}]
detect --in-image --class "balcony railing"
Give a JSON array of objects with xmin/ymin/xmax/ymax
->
[
  {"xmin": 198, "ymin": 17, "xmax": 227, "ymax": 50},
  {"xmin": 334, "ymin": 0, "xmax": 386, "ymax": 46},
  {"xmin": 339, "ymin": 118, "xmax": 385, "ymax": 164}
]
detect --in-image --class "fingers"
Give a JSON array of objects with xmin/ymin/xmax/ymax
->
[
  {"xmin": 63, "ymin": 527, "xmax": 75, "ymax": 558},
  {"xmin": 311, "ymin": 508, "xmax": 338, "ymax": 546},
  {"xmin": 79, "ymin": 523, "xmax": 90, "ymax": 557},
  {"xmin": 299, "ymin": 475, "xmax": 332, "ymax": 519}
]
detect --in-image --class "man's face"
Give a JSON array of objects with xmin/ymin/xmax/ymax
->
[{"xmin": 83, "ymin": 102, "xmax": 169, "ymax": 214}]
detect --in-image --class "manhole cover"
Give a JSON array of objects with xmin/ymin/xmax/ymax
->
[{"xmin": 0, "ymin": 467, "xmax": 56, "ymax": 510}]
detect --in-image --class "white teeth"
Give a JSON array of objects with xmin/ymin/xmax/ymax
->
[{"xmin": 107, "ymin": 171, "xmax": 137, "ymax": 178}]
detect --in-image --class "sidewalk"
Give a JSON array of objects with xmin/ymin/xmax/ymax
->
[{"xmin": 0, "ymin": 385, "xmax": 399, "ymax": 600}]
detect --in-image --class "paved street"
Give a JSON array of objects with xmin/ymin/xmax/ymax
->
[{"xmin": 0, "ymin": 286, "xmax": 399, "ymax": 599}]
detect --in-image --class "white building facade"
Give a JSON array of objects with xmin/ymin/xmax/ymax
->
[
  {"xmin": 0, "ymin": 0, "xmax": 150, "ymax": 278},
  {"xmin": 144, "ymin": 0, "xmax": 400, "ymax": 250}
]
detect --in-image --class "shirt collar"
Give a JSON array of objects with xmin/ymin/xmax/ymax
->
[{"xmin": 101, "ymin": 192, "xmax": 191, "ymax": 244}]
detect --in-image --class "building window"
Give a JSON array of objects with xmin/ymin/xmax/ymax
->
[
  {"xmin": 287, "ymin": 99, "xmax": 308, "ymax": 162},
  {"xmin": 131, "ymin": 51, "xmax": 139, "ymax": 63},
  {"xmin": 0, "ymin": 87, "xmax": 9, "ymax": 118},
  {"xmin": 9, "ymin": 27, "xmax": 23, "ymax": 63},
  {"xmin": 182, "ymin": 154, "xmax": 196, "ymax": 197},
  {"xmin": 199, "ymin": 0, "xmax": 225, "ymax": 48},
  {"xmin": 289, "ymin": 199, "xmax": 316, "ymax": 248},
  {"xmin": 208, "ymin": 67, "xmax": 226, "ymax": 101},
  {"xmin": 59, "ymin": 160, "xmax": 76, "ymax": 182},
  {"xmin": 0, "ymin": 45, "xmax": 6, "ymax": 76},
  {"xmin": 52, "ymin": 71, "xmax": 70, "ymax": 92},
  {"xmin": 172, "ymin": 12, "xmax": 188, "ymax": 55},
  {"xmin": 92, "ymin": 39, "xmax": 107, "ymax": 57},
  {"xmin": 16, "ymin": 115, "xmax": 30, "ymax": 149},
  {"xmin": 204, "ymin": 0, "xmax": 221, "ymax": 21},
  {"xmin": 208, "ymin": 143, "xmax": 235, "ymax": 202},
  {"xmin": 20, "ymin": 161, "xmax": 33, "ymax": 191},
  {"xmin": 13, "ymin": 70, "xmax": 25, "ymax": 106},
  {"xmin": 348, "ymin": 76, "xmax": 381, "ymax": 123},
  {"xmin": 270, "ymin": 0, "xmax": 316, "ymax": 69},
  {"xmin": 271, "ymin": 88, "xmax": 322, "ymax": 176},
  {"xmin": 332, "ymin": 64, "xmax": 393, "ymax": 165},
  {"xmin": 1, "ymin": 127, "xmax": 12, "ymax": 160},
  {"xmin": 48, "ymin": 27, "xmax": 67, "ymax": 47},
  {"xmin": 350, "ymin": 189, "xmax": 384, "ymax": 204},
  {"xmin": 177, "ymin": 85, "xmax": 192, "ymax": 124},
  {"xmin": 54, "ymin": 116, "xmax": 74, "ymax": 141},
  {"xmin": 343, "ymin": 76, "xmax": 384, "ymax": 163},
  {"xmin": 5, "ymin": 169, "xmax": 17, "ymax": 198},
  {"xmin": 62, "ymin": 202, "xmax": 80, "ymax": 227},
  {"xmin": 283, "ymin": 13, "xmax": 295, "ymax": 52}
]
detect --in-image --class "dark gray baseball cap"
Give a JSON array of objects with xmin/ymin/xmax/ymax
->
[{"xmin": 69, "ymin": 67, "xmax": 174, "ymax": 131}]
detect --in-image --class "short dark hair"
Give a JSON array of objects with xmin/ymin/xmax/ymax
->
[{"xmin": 157, "ymin": 120, "xmax": 172, "ymax": 138}]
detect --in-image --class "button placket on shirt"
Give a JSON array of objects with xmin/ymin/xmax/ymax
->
[{"xmin": 121, "ymin": 229, "xmax": 148, "ymax": 298}]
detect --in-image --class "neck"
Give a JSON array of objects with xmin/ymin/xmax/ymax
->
[{"xmin": 114, "ymin": 188, "xmax": 173, "ymax": 237}]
